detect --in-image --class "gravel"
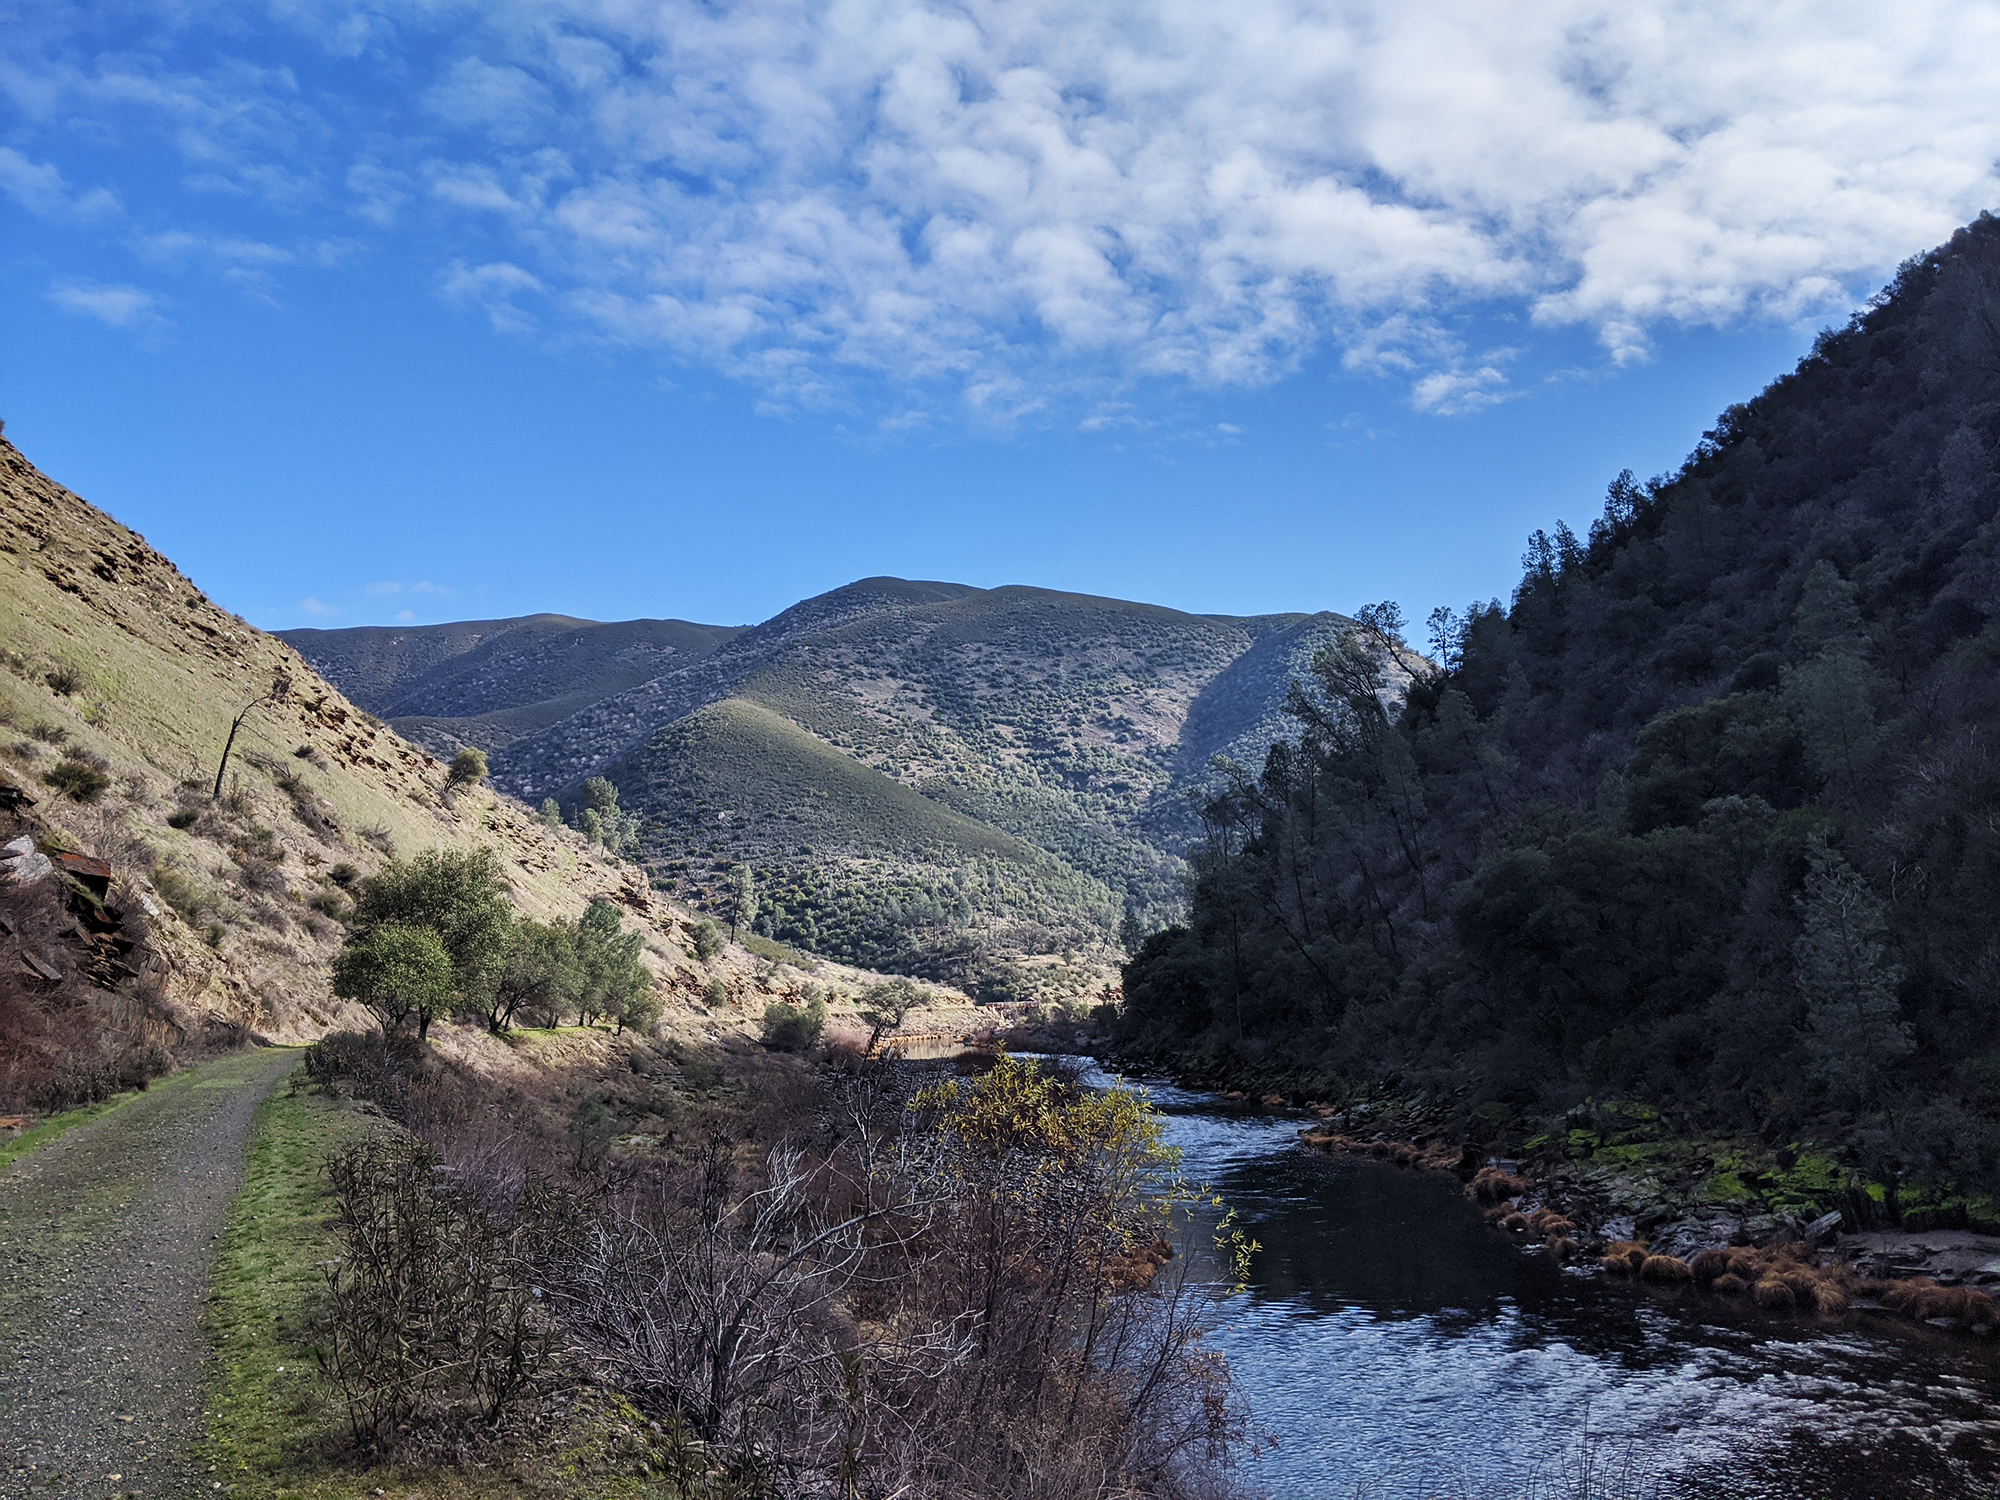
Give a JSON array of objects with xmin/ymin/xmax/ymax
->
[{"xmin": 0, "ymin": 1048, "xmax": 299, "ymax": 1499}]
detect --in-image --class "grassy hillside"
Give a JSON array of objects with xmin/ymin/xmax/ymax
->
[
  {"xmin": 612, "ymin": 696, "xmax": 1119, "ymax": 996},
  {"xmin": 0, "ymin": 436, "xmax": 978, "ymax": 1107}
]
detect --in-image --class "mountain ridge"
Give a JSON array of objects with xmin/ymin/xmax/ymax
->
[{"xmin": 285, "ymin": 579, "xmax": 1387, "ymax": 994}]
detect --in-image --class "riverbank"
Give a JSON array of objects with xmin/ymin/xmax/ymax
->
[{"xmin": 1103, "ymin": 1041, "xmax": 2000, "ymax": 1339}]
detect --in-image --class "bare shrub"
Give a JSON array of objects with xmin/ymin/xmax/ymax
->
[
  {"xmin": 303, "ymin": 1028, "xmax": 430, "ymax": 1112},
  {"xmin": 27, "ymin": 721, "xmax": 66, "ymax": 745},
  {"xmin": 274, "ymin": 765, "xmax": 342, "ymax": 840},
  {"xmin": 360, "ymin": 824, "xmax": 395, "ymax": 855},
  {"xmin": 317, "ymin": 1135, "xmax": 561, "ymax": 1451},
  {"xmin": 237, "ymin": 853, "xmax": 286, "ymax": 894},
  {"xmin": 536, "ymin": 1057, "xmax": 1248, "ymax": 1498},
  {"xmin": 43, "ymin": 663, "xmax": 85, "ymax": 697}
]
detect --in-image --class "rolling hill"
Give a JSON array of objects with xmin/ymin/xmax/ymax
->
[
  {"xmin": 0, "ymin": 433, "xmax": 978, "ymax": 1110},
  {"xmin": 285, "ymin": 581, "xmax": 1383, "ymax": 996}
]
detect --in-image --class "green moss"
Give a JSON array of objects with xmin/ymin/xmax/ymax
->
[{"xmin": 1705, "ymin": 1171, "xmax": 1752, "ymax": 1204}]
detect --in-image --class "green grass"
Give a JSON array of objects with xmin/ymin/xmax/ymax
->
[
  {"xmin": 202, "ymin": 1066, "xmax": 383, "ymax": 1494},
  {"xmin": 0, "ymin": 1089, "xmax": 143, "ymax": 1171},
  {"xmin": 625, "ymin": 696, "xmax": 1044, "ymax": 865}
]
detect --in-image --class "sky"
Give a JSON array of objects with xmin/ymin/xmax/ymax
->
[{"xmin": 4, "ymin": 1, "xmax": 1999, "ymax": 635}]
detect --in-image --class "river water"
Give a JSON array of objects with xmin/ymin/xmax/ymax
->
[{"xmin": 1069, "ymin": 1062, "xmax": 2000, "ymax": 1500}]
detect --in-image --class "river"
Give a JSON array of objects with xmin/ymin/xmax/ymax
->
[{"xmin": 1069, "ymin": 1061, "xmax": 2000, "ymax": 1500}]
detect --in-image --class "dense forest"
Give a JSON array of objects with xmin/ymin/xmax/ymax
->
[{"xmin": 1121, "ymin": 213, "xmax": 2000, "ymax": 1203}]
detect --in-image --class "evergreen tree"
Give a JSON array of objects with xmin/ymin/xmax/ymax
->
[{"xmin": 1796, "ymin": 836, "xmax": 1912, "ymax": 1105}]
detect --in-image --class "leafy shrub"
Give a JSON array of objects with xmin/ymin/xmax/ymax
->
[
  {"xmin": 759, "ymin": 996, "xmax": 827, "ymax": 1053},
  {"xmin": 43, "ymin": 664, "xmax": 84, "ymax": 696},
  {"xmin": 166, "ymin": 806, "xmax": 199, "ymax": 830},
  {"xmin": 444, "ymin": 746, "xmax": 488, "ymax": 791},
  {"xmin": 316, "ymin": 1135, "xmax": 559, "ymax": 1449},
  {"xmin": 328, "ymin": 861, "xmax": 359, "ymax": 887},
  {"xmin": 42, "ymin": 757, "xmax": 110, "ymax": 803},
  {"xmin": 309, "ymin": 887, "xmax": 351, "ymax": 921},
  {"xmin": 27, "ymin": 721, "xmax": 65, "ymax": 745},
  {"xmin": 702, "ymin": 976, "xmax": 729, "ymax": 1009},
  {"xmin": 691, "ymin": 918, "xmax": 723, "ymax": 962}
]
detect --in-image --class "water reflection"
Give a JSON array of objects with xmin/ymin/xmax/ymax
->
[{"xmin": 1065, "ymin": 1063, "xmax": 2000, "ymax": 1499}]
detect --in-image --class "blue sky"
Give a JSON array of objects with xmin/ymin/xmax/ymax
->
[{"xmin": 5, "ymin": 1, "xmax": 1998, "ymax": 633}]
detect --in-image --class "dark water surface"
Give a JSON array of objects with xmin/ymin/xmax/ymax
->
[{"xmin": 1074, "ymin": 1063, "xmax": 2000, "ymax": 1499}]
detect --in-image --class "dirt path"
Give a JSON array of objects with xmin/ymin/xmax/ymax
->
[{"xmin": 0, "ymin": 1048, "xmax": 300, "ymax": 1499}]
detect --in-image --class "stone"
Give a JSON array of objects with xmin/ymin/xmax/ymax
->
[{"xmin": 3, "ymin": 851, "xmax": 53, "ymax": 885}]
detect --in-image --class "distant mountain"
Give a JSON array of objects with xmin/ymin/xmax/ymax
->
[
  {"xmin": 280, "ymin": 615, "xmax": 744, "ymax": 755},
  {"xmin": 288, "ymin": 582, "xmax": 1375, "ymax": 996}
]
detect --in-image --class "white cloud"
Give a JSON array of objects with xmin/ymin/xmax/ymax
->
[
  {"xmin": 0, "ymin": 147, "xmax": 119, "ymax": 220},
  {"xmin": 47, "ymin": 278, "xmax": 167, "ymax": 330},
  {"xmin": 14, "ymin": 0, "xmax": 2000, "ymax": 414},
  {"xmin": 298, "ymin": 596, "xmax": 339, "ymax": 616},
  {"xmin": 442, "ymin": 259, "xmax": 544, "ymax": 332}
]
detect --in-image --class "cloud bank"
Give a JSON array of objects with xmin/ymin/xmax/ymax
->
[{"xmin": 10, "ymin": 0, "xmax": 2000, "ymax": 415}]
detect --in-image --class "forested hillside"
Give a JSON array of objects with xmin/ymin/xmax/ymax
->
[
  {"xmin": 1122, "ymin": 214, "xmax": 2000, "ymax": 1202},
  {"xmin": 281, "ymin": 614, "xmax": 743, "ymax": 755},
  {"xmin": 292, "ymin": 581, "xmax": 1375, "ymax": 999}
]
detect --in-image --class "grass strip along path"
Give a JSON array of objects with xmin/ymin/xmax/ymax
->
[{"xmin": 0, "ymin": 1048, "xmax": 300, "ymax": 1499}]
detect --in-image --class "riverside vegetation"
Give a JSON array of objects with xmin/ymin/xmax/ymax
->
[
  {"xmin": 1121, "ymin": 213, "xmax": 2000, "ymax": 1251},
  {"xmin": 223, "ymin": 1035, "xmax": 1251, "ymax": 1499}
]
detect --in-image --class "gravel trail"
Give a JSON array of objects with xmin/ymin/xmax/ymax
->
[{"xmin": 0, "ymin": 1049, "xmax": 300, "ymax": 1499}]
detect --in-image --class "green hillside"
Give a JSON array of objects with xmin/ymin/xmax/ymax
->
[
  {"xmin": 615, "ymin": 696, "xmax": 1119, "ymax": 995},
  {"xmin": 292, "ymin": 581, "xmax": 1370, "ymax": 995}
]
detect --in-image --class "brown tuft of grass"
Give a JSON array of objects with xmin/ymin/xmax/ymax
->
[
  {"xmin": 1641, "ymin": 1254, "xmax": 1693, "ymax": 1283},
  {"xmin": 1711, "ymin": 1272, "xmax": 1748, "ymax": 1294},
  {"xmin": 1500, "ymin": 1212, "xmax": 1531, "ymax": 1234},
  {"xmin": 1689, "ymin": 1249, "xmax": 1732, "ymax": 1283},
  {"xmin": 1753, "ymin": 1277, "xmax": 1796, "ymax": 1310},
  {"xmin": 1604, "ymin": 1240, "xmax": 1649, "ymax": 1274},
  {"xmin": 1467, "ymin": 1165, "xmax": 1532, "ymax": 1203},
  {"xmin": 1543, "ymin": 1235, "xmax": 1577, "ymax": 1261}
]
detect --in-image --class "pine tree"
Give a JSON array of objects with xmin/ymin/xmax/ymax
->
[{"xmin": 1795, "ymin": 835, "xmax": 1911, "ymax": 1104}]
